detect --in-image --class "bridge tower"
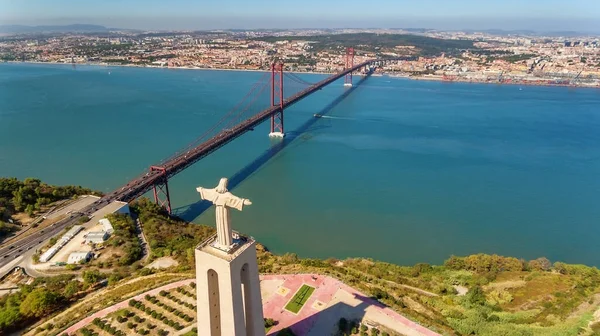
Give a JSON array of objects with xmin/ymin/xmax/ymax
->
[
  {"xmin": 269, "ymin": 62, "xmax": 285, "ymax": 138},
  {"xmin": 344, "ymin": 47, "xmax": 355, "ymax": 87},
  {"xmin": 150, "ymin": 166, "xmax": 172, "ymax": 214}
]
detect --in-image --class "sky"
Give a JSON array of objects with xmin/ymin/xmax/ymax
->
[{"xmin": 0, "ymin": 0, "xmax": 599, "ymax": 32}]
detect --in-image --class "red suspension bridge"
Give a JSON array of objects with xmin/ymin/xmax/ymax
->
[
  {"xmin": 0, "ymin": 50, "xmax": 410, "ymax": 266},
  {"xmin": 98, "ymin": 50, "xmax": 401, "ymax": 213}
]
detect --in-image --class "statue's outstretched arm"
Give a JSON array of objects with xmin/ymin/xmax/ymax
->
[{"xmin": 225, "ymin": 194, "xmax": 252, "ymax": 211}]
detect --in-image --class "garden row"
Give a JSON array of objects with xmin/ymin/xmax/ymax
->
[
  {"xmin": 175, "ymin": 285, "xmax": 196, "ymax": 298},
  {"xmin": 158, "ymin": 289, "xmax": 197, "ymax": 310},
  {"xmin": 90, "ymin": 318, "xmax": 127, "ymax": 336},
  {"xmin": 145, "ymin": 294, "xmax": 194, "ymax": 322},
  {"xmin": 129, "ymin": 299, "xmax": 186, "ymax": 330}
]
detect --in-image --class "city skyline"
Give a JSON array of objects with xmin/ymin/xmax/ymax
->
[{"xmin": 1, "ymin": 0, "xmax": 599, "ymax": 32}]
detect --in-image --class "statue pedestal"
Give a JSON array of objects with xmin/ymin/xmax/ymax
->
[
  {"xmin": 195, "ymin": 233, "xmax": 265, "ymax": 336},
  {"xmin": 210, "ymin": 232, "xmax": 242, "ymax": 253}
]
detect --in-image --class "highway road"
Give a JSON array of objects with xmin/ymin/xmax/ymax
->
[
  {"xmin": 0, "ymin": 196, "xmax": 116, "ymax": 271},
  {"xmin": 0, "ymin": 171, "xmax": 160, "ymax": 271}
]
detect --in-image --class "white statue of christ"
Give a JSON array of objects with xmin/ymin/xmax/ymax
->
[{"xmin": 196, "ymin": 178, "xmax": 252, "ymax": 250}]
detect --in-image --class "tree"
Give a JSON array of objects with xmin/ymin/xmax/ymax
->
[
  {"xmin": 466, "ymin": 285, "xmax": 486, "ymax": 305},
  {"xmin": 19, "ymin": 288, "xmax": 60, "ymax": 317},
  {"xmin": 529, "ymin": 257, "xmax": 552, "ymax": 271},
  {"xmin": 25, "ymin": 204, "xmax": 35, "ymax": 217},
  {"xmin": 371, "ymin": 288, "xmax": 389, "ymax": 300},
  {"xmin": 0, "ymin": 306, "xmax": 22, "ymax": 331},
  {"xmin": 554, "ymin": 262, "xmax": 568, "ymax": 275},
  {"xmin": 63, "ymin": 281, "xmax": 80, "ymax": 299},
  {"xmin": 338, "ymin": 317, "xmax": 348, "ymax": 333},
  {"xmin": 278, "ymin": 327, "xmax": 297, "ymax": 336},
  {"xmin": 82, "ymin": 269, "xmax": 104, "ymax": 287},
  {"xmin": 444, "ymin": 255, "xmax": 466, "ymax": 270}
]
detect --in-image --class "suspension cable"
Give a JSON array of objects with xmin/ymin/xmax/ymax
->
[
  {"xmin": 284, "ymin": 72, "xmax": 317, "ymax": 86},
  {"xmin": 157, "ymin": 71, "xmax": 271, "ymax": 165}
]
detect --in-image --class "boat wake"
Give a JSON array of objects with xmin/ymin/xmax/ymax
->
[{"xmin": 314, "ymin": 114, "xmax": 356, "ymax": 121}]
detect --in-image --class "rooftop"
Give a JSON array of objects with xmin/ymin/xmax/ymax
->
[
  {"xmin": 86, "ymin": 231, "xmax": 108, "ymax": 238},
  {"xmin": 64, "ymin": 225, "xmax": 83, "ymax": 237},
  {"xmin": 68, "ymin": 251, "xmax": 91, "ymax": 257},
  {"xmin": 89, "ymin": 201, "xmax": 129, "ymax": 221}
]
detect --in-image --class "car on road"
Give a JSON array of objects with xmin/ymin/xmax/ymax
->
[{"xmin": 3, "ymin": 255, "xmax": 8, "ymax": 258}]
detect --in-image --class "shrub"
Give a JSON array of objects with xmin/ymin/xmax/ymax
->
[{"xmin": 467, "ymin": 285, "xmax": 487, "ymax": 305}]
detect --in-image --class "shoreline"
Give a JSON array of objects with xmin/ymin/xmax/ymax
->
[
  {"xmin": 3, "ymin": 60, "xmax": 597, "ymax": 89},
  {"xmin": 410, "ymin": 74, "xmax": 600, "ymax": 89},
  {"xmin": 3, "ymin": 60, "xmax": 338, "ymax": 76}
]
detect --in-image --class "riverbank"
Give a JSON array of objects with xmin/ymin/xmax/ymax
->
[
  {"xmin": 410, "ymin": 74, "xmax": 600, "ymax": 88},
  {"xmin": 4, "ymin": 60, "xmax": 337, "ymax": 76},
  {"xmin": 7, "ymin": 60, "xmax": 597, "ymax": 88}
]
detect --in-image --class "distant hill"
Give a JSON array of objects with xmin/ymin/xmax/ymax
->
[{"xmin": 0, "ymin": 24, "xmax": 112, "ymax": 34}]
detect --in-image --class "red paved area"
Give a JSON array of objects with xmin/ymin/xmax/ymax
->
[
  {"xmin": 261, "ymin": 274, "xmax": 440, "ymax": 336},
  {"xmin": 63, "ymin": 274, "xmax": 439, "ymax": 336},
  {"xmin": 64, "ymin": 279, "xmax": 194, "ymax": 335}
]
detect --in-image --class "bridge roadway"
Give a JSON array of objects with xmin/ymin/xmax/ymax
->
[
  {"xmin": 0, "ymin": 58, "xmax": 400, "ymax": 269},
  {"xmin": 111, "ymin": 59, "xmax": 392, "ymax": 202}
]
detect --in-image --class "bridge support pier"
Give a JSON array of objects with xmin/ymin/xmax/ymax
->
[
  {"xmin": 150, "ymin": 166, "xmax": 172, "ymax": 214},
  {"xmin": 269, "ymin": 62, "xmax": 285, "ymax": 138},
  {"xmin": 344, "ymin": 47, "xmax": 355, "ymax": 87}
]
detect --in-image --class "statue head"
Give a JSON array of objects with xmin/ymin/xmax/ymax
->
[{"xmin": 215, "ymin": 177, "xmax": 229, "ymax": 193}]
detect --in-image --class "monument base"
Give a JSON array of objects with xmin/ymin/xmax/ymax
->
[
  {"xmin": 268, "ymin": 132, "xmax": 285, "ymax": 138},
  {"xmin": 195, "ymin": 233, "xmax": 265, "ymax": 336}
]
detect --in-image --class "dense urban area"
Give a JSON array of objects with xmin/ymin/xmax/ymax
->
[{"xmin": 1, "ymin": 27, "xmax": 600, "ymax": 87}]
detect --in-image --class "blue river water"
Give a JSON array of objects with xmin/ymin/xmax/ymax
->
[{"xmin": 1, "ymin": 62, "xmax": 599, "ymax": 267}]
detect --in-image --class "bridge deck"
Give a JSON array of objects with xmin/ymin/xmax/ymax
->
[{"xmin": 113, "ymin": 58, "xmax": 401, "ymax": 203}]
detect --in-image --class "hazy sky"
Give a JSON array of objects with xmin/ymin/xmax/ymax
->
[{"xmin": 0, "ymin": 0, "xmax": 599, "ymax": 31}]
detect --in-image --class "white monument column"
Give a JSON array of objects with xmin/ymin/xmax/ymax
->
[{"xmin": 195, "ymin": 178, "xmax": 265, "ymax": 336}]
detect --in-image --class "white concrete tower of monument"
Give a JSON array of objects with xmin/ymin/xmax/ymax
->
[{"xmin": 195, "ymin": 178, "xmax": 265, "ymax": 336}]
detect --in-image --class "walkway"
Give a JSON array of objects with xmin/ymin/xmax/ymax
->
[
  {"xmin": 261, "ymin": 274, "xmax": 440, "ymax": 336},
  {"xmin": 62, "ymin": 274, "xmax": 439, "ymax": 336}
]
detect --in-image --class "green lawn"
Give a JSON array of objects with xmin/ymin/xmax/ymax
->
[{"xmin": 285, "ymin": 284, "xmax": 316, "ymax": 314}]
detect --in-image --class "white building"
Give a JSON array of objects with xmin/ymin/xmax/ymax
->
[
  {"xmin": 67, "ymin": 251, "xmax": 91, "ymax": 264},
  {"xmin": 85, "ymin": 231, "xmax": 109, "ymax": 244},
  {"xmin": 39, "ymin": 225, "xmax": 84, "ymax": 263},
  {"xmin": 39, "ymin": 246, "xmax": 59, "ymax": 263},
  {"xmin": 59, "ymin": 225, "xmax": 83, "ymax": 244},
  {"xmin": 99, "ymin": 218, "xmax": 114, "ymax": 234}
]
